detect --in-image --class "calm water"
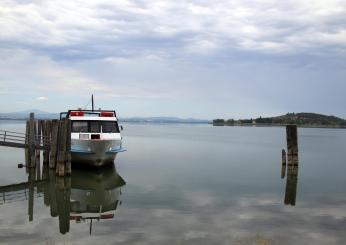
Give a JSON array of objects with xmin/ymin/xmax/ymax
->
[{"xmin": 1, "ymin": 122, "xmax": 346, "ymax": 245}]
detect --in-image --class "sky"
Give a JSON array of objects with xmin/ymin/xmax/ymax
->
[{"xmin": 0, "ymin": 0, "xmax": 345, "ymax": 119}]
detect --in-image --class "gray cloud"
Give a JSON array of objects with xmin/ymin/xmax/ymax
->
[
  {"xmin": 1, "ymin": 0, "xmax": 345, "ymax": 60},
  {"xmin": 0, "ymin": 0, "xmax": 345, "ymax": 118}
]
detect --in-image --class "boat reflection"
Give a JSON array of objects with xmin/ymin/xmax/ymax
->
[
  {"xmin": 44, "ymin": 164, "xmax": 126, "ymax": 234},
  {"xmin": 0, "ymin": 162, "xmax": 125, "ymax": 235},
  {"xmin": 70, "ymin": 165, "xmax": 126, "ymax": 234}
]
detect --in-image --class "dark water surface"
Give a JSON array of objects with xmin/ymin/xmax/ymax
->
[{"xmin": 1, "ymin": 122, "xmax": 346, "ymax": 244}]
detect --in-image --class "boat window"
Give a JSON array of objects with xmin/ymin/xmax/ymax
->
[
  {"xmin": 89, "ymin": 121, "xmax": 101, "ymax": 133},
  {"xmin": 72, "ymin": 121, "xmax": 101, "ymax": 133},
  {"xmin": 72, "ymin": 121, "xmax": 88, "ymax": 132},
  {"xmin": 102, "ymin": 121, "xmax": 120, "ymax": 133}
]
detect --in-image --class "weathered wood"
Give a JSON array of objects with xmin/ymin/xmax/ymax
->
[
  {"xmin": 65, "ymin": 120, "xmax": 71, "ymax": 175},
  {"xmin": 42, "ymin": 120, "xmax": 48, "ymax": 163},
  {"xmin": 49, "ymin": 120, "xmax": 59, "ymax": 169},
  {"xmin": 29, "ymin": 113, "xmax": 35, "ymax": 167},
  {"xmin": 2, "ymin": 114, "xmax": 72, "ymax": 175},
  {"xmin": 57, "ymin": 120, "xmax": 68, "ymax": 176},
  {"xmin": 286, "ymin": 125, "xmax": 298, "ymax": 156},
  {"xmin": 45, "ymin": 120, "xmax": 52, "ymax": 163}
]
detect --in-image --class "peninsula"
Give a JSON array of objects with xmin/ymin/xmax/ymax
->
[{"xmin": 213, "ymin": 113, "xmax": 346, "ymax": 128}]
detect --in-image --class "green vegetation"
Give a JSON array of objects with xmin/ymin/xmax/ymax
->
[{"xmin": 213, "ymin": 113, "xmax": 346, "ymax": 128}]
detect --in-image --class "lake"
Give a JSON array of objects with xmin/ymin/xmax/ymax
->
[{"xmin": 1, "ymin": 121, "xmax": 346, "ymax": 245}]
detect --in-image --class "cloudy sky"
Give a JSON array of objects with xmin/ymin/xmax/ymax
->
[{"xmin": 0, "ymin": 0, "xmax": 345, "ymax": 119}]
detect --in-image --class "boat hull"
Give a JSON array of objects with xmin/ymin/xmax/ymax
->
[{"xmin": 71, "ymin": 139, "xmax": 124, "ymax": 166}]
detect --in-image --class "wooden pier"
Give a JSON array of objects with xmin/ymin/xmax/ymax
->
[{"xmin": 0, "ymin": 112, "xmax": 71, "ymax": 176}]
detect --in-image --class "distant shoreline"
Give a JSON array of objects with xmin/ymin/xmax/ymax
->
[
  {"xmin": 0, "ymin": 118, "xmax": 210, "ymax": 124},
  {"xmin": 211, "ymin": 122, "xmax": 346, "ymax": 129},
  {"xmin": 1, "ymin": 118, "xmax": 346, "ymax": 129}
]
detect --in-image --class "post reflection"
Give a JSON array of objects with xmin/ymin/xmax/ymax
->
[
  {"xmin": 282, "ymin": 125, "xmax": 299, "ymax": 206},
  {"xmin": 284, "ymin": 154, "xmax": 299, "ymax": 206},
  {"xmin": 0, "ymin": 162, "xmax": 125, "ymax": 235}
]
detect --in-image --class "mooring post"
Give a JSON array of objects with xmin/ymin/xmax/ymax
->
[
  {"xmin": 25, "ymin": 120, "xmax": 30, "ymax": 172},
  {"xmin": 49, "ymin": 120, "xmax": 59, "ymax": 169},
  {"xmin": 65, "ymin": 119, "xmax": 71, "ymax": 175},
  {"xmin": 35, "ymin": 120, "xmax": 41, "ymax": 163},
  {"xmin": 29, "ymin": 113, "xmax": 35, "ymax": 168},
  {"xmin": 286, "ymin": 125, "xmax": 298, "ymax": 156},
  {"xmin": 44, "ymin": 120, "xmax": 52, "ymax": 164},
  {"xmin": 56, "ymin": 120, "xmax": 67, "ymax": 176},
  {"xmin": 42, "ymin": 120, "xmax": 47, "ymax": 163}
]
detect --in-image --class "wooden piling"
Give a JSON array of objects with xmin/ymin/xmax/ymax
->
[
  {"xmin": 286, "ymin": 125, "xmax": 298, "ymax": 156},
  {"xmin": 42, "ymin": 120, "xmax": 48, "ymax": 164},
  {"xmin": 43, "ymin": 120, "xmax": 52, "ymax": 164},
  {"xmin": 65, "ymin": 120, "xmax": 71, "ymax": 175},
  {"xmin": 35, "ymin": 120, "xmax": 42, "ymax": 161},
  {"xmin": 25, "ymin": 120, "xmax": 30, "ymax": 172},
  {"xmin": 29, "ymin": 113, "xmax": 35, "ymax": 168},
  {"xmin": 56, "ymin": 120, "xmax": 67, "ymax": 176},
  {"xmin": 49, "ymin": 120, "xmax": 59, "ymax": 169}
]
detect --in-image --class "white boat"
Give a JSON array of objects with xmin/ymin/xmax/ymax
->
[{"xmin": 60, "ymin": 99, "xmax": 125, "ymax": 166}]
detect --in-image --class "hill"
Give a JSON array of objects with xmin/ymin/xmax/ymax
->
[
  {"xmin": 258, "ymin": 113, "xmax": 346, "ymax": 126},
  {"xmin": 214, "ymin": 113, "xmax": 346, "ymax": 127}
]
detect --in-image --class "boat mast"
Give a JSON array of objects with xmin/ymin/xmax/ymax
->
[{"xmin": 92, "ymin": 94, "xmax": 94, "ymax": 111}]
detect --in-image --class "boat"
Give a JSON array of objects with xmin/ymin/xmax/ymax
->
[{"xmin": 60, "ymin": 95, "xmax": 125, "ymax": 166}]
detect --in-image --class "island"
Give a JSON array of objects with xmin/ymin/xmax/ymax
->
[{"xmin": 213, "ymin": 113, "xmax": 346, "ymax": 128}]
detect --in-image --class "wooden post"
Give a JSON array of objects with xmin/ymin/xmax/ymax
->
[
  {"xmin": 42, "ymin": 120, "xmax": 48, "ymax": 164},
  {"xmin": 65, "ymin": 119, "xmax": 71, "ymax": 175},
  {"xmin": 44, "ymin": 120, "xmax": 52, "ymax": 164},
  {"xmin": 29, "ymin": 113, "xmax": 35, "ymax": 168},
  {"xmin": 56, "ymin": 120, "xmax": 67, "ymax": 176},
  {"xmin": 286, "ymin": 125, "xmax": 298, "ymax": 156},
  {"xmin": 49, "ymin": 120, "xmax": 59, "ymax": 169},
  {"xmin": 25, "ymin": 120, "xmax": 30, "ymax": 172},
  {"xmin": 35, "ymin": 120, "xmax": 41, "ymax": 161}
]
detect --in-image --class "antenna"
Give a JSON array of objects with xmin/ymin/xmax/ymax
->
[{"xmin": 92, "ymin": 94, "xmax": 94, "ymax": 111}]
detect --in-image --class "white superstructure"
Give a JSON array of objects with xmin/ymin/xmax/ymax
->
[{"xmin": 60, "ymin": 110, "xmax": 125, "ymax": 166}]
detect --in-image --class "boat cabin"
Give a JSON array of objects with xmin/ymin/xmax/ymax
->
[{"xmin": 60, "ymin": 110, "xmax": 121, "ymax": 137}]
